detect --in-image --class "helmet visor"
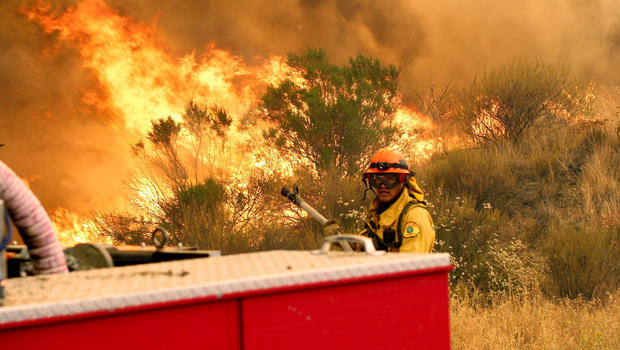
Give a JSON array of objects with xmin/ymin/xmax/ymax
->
[{"xmin": 368, "ymin": 174, "xmax": 401, "ymax": 189}]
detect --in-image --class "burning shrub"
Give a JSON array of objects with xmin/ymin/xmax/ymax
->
[
  {"xmin": 456, "ymin": 60, "xmax": 595, "ymax": 144},
  {"xmin": 148, "ymin": 116, "xmax": 182, "ymax": 146},
  {"xmin": 92, "ymin": 211, "xmax": 156, "ymax": 246},
  {"xmin": 183, "ymin": 101, "xmax": 232, "ymax": 139},
  {"xmin": 97, "ymin": 100, "xmax": 243, "ymax": 249}
]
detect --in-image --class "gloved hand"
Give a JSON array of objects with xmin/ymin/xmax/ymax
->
[{"xmin": 322, "ymin": 219, "xmax": 344, "ymax": 236}]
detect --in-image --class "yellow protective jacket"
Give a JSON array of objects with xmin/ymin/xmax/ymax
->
[{"xmin": 359, "ymin": 182, "xmax": 435, "ymax": 253}]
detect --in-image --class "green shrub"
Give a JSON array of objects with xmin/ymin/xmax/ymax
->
[
  {"xmin": 430, "ymin": 192, "xmax": 541, "ymax": 297},
  {"xmin": 177, "ymin": 180, "xmax": 225, "ymax": 212},
  {"xmin": 546, "ymin": 224, "xmax": 620, "ymax": 299},
  {"xmin": 259, "ymin": 48, "xmax": 400, "ymax": 177}
]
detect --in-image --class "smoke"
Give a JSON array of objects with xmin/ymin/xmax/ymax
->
[
  {"xmin": 0, "ymin": 0, "xmax": 618, "ymax": 213},
  {"xmin": 101, "ymin": 0, "xmax": 619, "ymax": 84}
]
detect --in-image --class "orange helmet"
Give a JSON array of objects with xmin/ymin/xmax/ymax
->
[{"xmin": 364, "ymin": 148, "xmax": 410, "ymax": 175}]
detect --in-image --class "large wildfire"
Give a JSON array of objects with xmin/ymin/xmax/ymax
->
[
  {"xmin": 16, "ymin": 0, "xmax": 440, "ymax": 245},
  {"xmin": 2, "ymin": 0, "xmax": 618, "ymax": 246}
]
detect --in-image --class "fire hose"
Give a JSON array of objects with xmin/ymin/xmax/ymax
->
[
  {"xmin": 0, "ymin": 161, "xmax": 67, "ymax": 274},
  {"xmin": 281, "ymin": 186, "xmax": 352, "ymax": 251}
]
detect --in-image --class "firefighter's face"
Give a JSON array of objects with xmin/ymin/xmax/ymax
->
[
  {"xmin": 369, "ymin": 174, "xmax": 404, "ymax": 202},
  {"xmin": 377, "ymin": 182, "xmax": 404, "ymax": 202}
]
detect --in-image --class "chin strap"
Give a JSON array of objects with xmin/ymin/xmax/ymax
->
[
  {"xmin": 361, "ymin": 176, "xmax": 377, "ymax": 201},
  {"xmin": 361, "ymin": 186, "xmax": 377, "ymax": 202}
]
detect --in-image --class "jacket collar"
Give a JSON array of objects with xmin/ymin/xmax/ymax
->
[{"xmin": 368, "ymin": 188, "xmax": 412, "ymax": 227}]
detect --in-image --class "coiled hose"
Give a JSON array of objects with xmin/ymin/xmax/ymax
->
[{"xmin": 0, "ymin": 160, "xmax": 67, "ymax": 274}]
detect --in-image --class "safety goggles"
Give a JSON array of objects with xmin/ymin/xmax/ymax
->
[{"xmin": 367, "ymin": 173, "xmax": 403, "ymax": 189}]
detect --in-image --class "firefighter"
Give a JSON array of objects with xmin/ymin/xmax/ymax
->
[{"xmin": 324, "ymin": 148, "xmax": 435, "ymax": 253}]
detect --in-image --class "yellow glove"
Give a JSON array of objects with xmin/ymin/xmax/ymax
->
[{"xmin": 322, "ymin": 219, "xmax": 343, "ymax": 236}]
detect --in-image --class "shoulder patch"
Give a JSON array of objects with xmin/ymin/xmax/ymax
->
[{"xmin": 403, "ymin": 221, "xmax": 421, "ymax": 238}]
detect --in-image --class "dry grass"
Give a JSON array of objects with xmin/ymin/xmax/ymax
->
[{"xmin": 451, "ymin": 290, "xmax": 620, "ymax": 349}]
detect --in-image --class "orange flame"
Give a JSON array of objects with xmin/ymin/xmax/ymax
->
[
  {"xmin": 23, "ymin": 0, "xmax": 290, "ymax": 132},
  {"xmin": 391, "ymin": 106, "xmax": 442, "ymax": 161},
  {"xmin": 50, "ymin": 207, "xmax": 113, "ymax": 246},
  {"xmin": 471, "ymin": 100, "xmax": 505, "ymax": 141}
]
